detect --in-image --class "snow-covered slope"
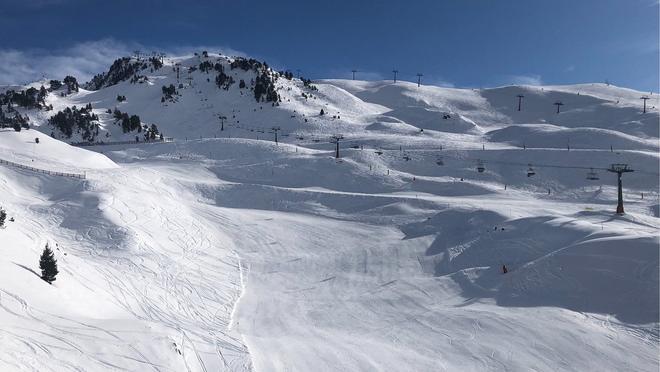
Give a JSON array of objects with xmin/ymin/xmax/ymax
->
[
  {"xmin": 0, "ymin": 53, "xmax": 658, "ymax": 372},
  {"xmin": 0, "ymin": 129, "xmax": 116, "ymax": 171}
]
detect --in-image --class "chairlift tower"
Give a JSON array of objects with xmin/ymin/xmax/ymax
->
[
  {"xmin": 351, "ymin": 70, "xmax": 357, "ymax": 80},
  {"xmin": 416, "ymin": 73, "xmax": 423, "ymax": 87},
  {"xmin": 640, "ymin": 96, "xmax": 650, "ymax": 113},
  {"xmin": 392, "ymin": 69, "xmax": 399, "ymax": 83},
  {"xmin": 270, "ymin": 126, "xmax": 281, "ymax": 144},
  {"xmin": 516, "ymin": 94, "xmax": 524, "ymax": 111},
  {"xmin": 331, "ymin": 134, "xmax": 344, "ymax": 158},
  {"xmin": 554, "ymin": 101, "xmax": 564, "ymax": 114},
  {"xmin": 218, "ymin": 115, "xmax": 227, "ymax": 131},
  {"xmin": 607, "ymin": 164, "xmax": 634, "ymax": 214}
]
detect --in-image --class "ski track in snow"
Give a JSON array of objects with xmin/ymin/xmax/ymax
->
[{"xmin": 1, "ymin": 65, "xmax": 659, "ymax": 371}]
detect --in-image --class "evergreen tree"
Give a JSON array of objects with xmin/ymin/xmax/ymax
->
[
  {"xmin": 49, "ymin": 105, "xmax": 98, "ymax": 140},
  {"xmin": 161, "ymin": 84, "xmax": 177, "ymax": 101},
  {"xmin": 148, "ymin": 124, "xmax": 159, "ymax": 140},
  {"xmin": 129, "ymin": 115, "xmax": 141, "ymax": 132},
  {"xmin": 39, "ymin": 244, "xmax": 59, "ymax": 284},
  {"xmin": 38, "ymin": 86, "xmax": 48, "ymax": 105},
  {"xmin": 63, "ymin": 76, "xmax": 79, "ymax": 93},
  {"xmin": 0, "ymin": 207, "xmax": 6, "ymax": 227},
  {"xmin": 49, "ymin": 80, "xmax": 62, "ymax": 91},
  {"xmin": 320, "ymin": 109, "xmax": 325, "ymax": 116}
]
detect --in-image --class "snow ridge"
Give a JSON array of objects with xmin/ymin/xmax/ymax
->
[{"xmin": 0, "ymin": 52, "xmax": 658, "ymax": 371}]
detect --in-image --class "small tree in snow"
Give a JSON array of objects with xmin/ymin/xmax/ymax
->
[
  {"xmin": 0, "ymin": 208, "xmax": 6, "ymax": 227},
  {"xmin": 39, "ymin": 244, "xmax": 59, "ymax": 284}
]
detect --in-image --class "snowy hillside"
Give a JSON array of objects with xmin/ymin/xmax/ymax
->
[{"xmin": 0, "ymin": 52, "xmax": 658, "ymax": 372}]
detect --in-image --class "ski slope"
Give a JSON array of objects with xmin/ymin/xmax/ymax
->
[{"xmin": 0, "ymin": 54, "xmax": 658, "ymax": 371}]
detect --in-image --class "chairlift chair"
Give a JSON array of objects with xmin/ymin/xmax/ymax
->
[
  {"xmin": 586, "ymin": 168, "xmax": 599, "ymax": 180},
  {"xmin": 477, "ymin": 160, "xmax": 485, "ymax": 173},
  {"xmin": 526, "ymin": 164, "xmax": 536, "ymax": 177},
  {"xmin": 436, "ymin": 156, "xmax": 444, "ymax": 166}
]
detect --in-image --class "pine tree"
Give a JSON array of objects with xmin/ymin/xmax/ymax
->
[
  {"xmin": 49, "ymin": 80, "xmax": 62, "ymax": 91},
  {"xmin": 130, "ymin": 115, "xmax": 141, "ymax": 132},
  {"xmin": 320, "ymin": 109, "xmax": 325, "ymax": 116},
  {"xmin": 39, "ymin": 244, "xmax": 59, "ymax": 284},
  {"xmin": 0, "ymin": 208, "xmax": 6, "ymax": 227}
]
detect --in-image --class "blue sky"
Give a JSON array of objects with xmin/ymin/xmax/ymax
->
[{"xmin": 0, "ymin": 0, "xmax": 658, "ymax": 91}]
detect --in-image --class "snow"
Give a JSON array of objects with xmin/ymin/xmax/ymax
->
[
  {"xmin": 0, "ymin": 129, "xmax": 117, "ymax": 171},
  {"xmin": 0, "ymin": 54, "xmax": 658, "ymax": 371}
]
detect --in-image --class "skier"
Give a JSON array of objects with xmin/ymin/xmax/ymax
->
[{"xmin": 502, "ymin": 265, "xmax": 508, "ymax": 274}]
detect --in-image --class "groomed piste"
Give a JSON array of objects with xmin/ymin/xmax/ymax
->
[{"xmin": 0, "ymin": 53, "xmax": 658, "ymax": 371}]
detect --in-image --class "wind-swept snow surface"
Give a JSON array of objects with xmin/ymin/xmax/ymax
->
[{"xmin": 0, "ymin": 57, "xmax": 658, "ymax": 371}]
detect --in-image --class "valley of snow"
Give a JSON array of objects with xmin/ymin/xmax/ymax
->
[{"xmin": 0, "ymin": 53, "xmax": 658, "ymax": 371}]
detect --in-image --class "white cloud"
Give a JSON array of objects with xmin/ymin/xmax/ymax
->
[
  {"xmin": 504, "ymin": 73, "xmax": 543, "ymax": 86},
  {"xmin": 427, "ymin": 77, "xmax": 455, "ymax": 88},
  {"xmin": 0, "ymin": 39, "xmax": 246, "ymax": 86},
  {"xmin": 0, "ymin": 39, "xmax": 135, "ymax": 85},
  {"xmin": 353, "ymin": 71, "xmax": 386, "ymax": 81}
]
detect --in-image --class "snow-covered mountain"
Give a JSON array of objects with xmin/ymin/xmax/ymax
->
[{"xmin": 0, "ymin": 52, "xmax": 658, "ymax": 371}]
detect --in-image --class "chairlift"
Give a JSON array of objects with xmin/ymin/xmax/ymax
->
[
  {"xmin": 436, "ymin": 156, "xmax": 444, "ymax": 166},
  {"xmin": 586, "ymin": 168, "xmax": 599, "ymax": 180},
  {"xmin": 526, "ymin": 164, "xmax": 536, "ymax": 177},
  {"xmin": 403, "ymin": 154, "xmax": 411, "ymax": 161},
  {"xmin": 477, "ymin": 160, "xmax": 485, "ymax": 173}
]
